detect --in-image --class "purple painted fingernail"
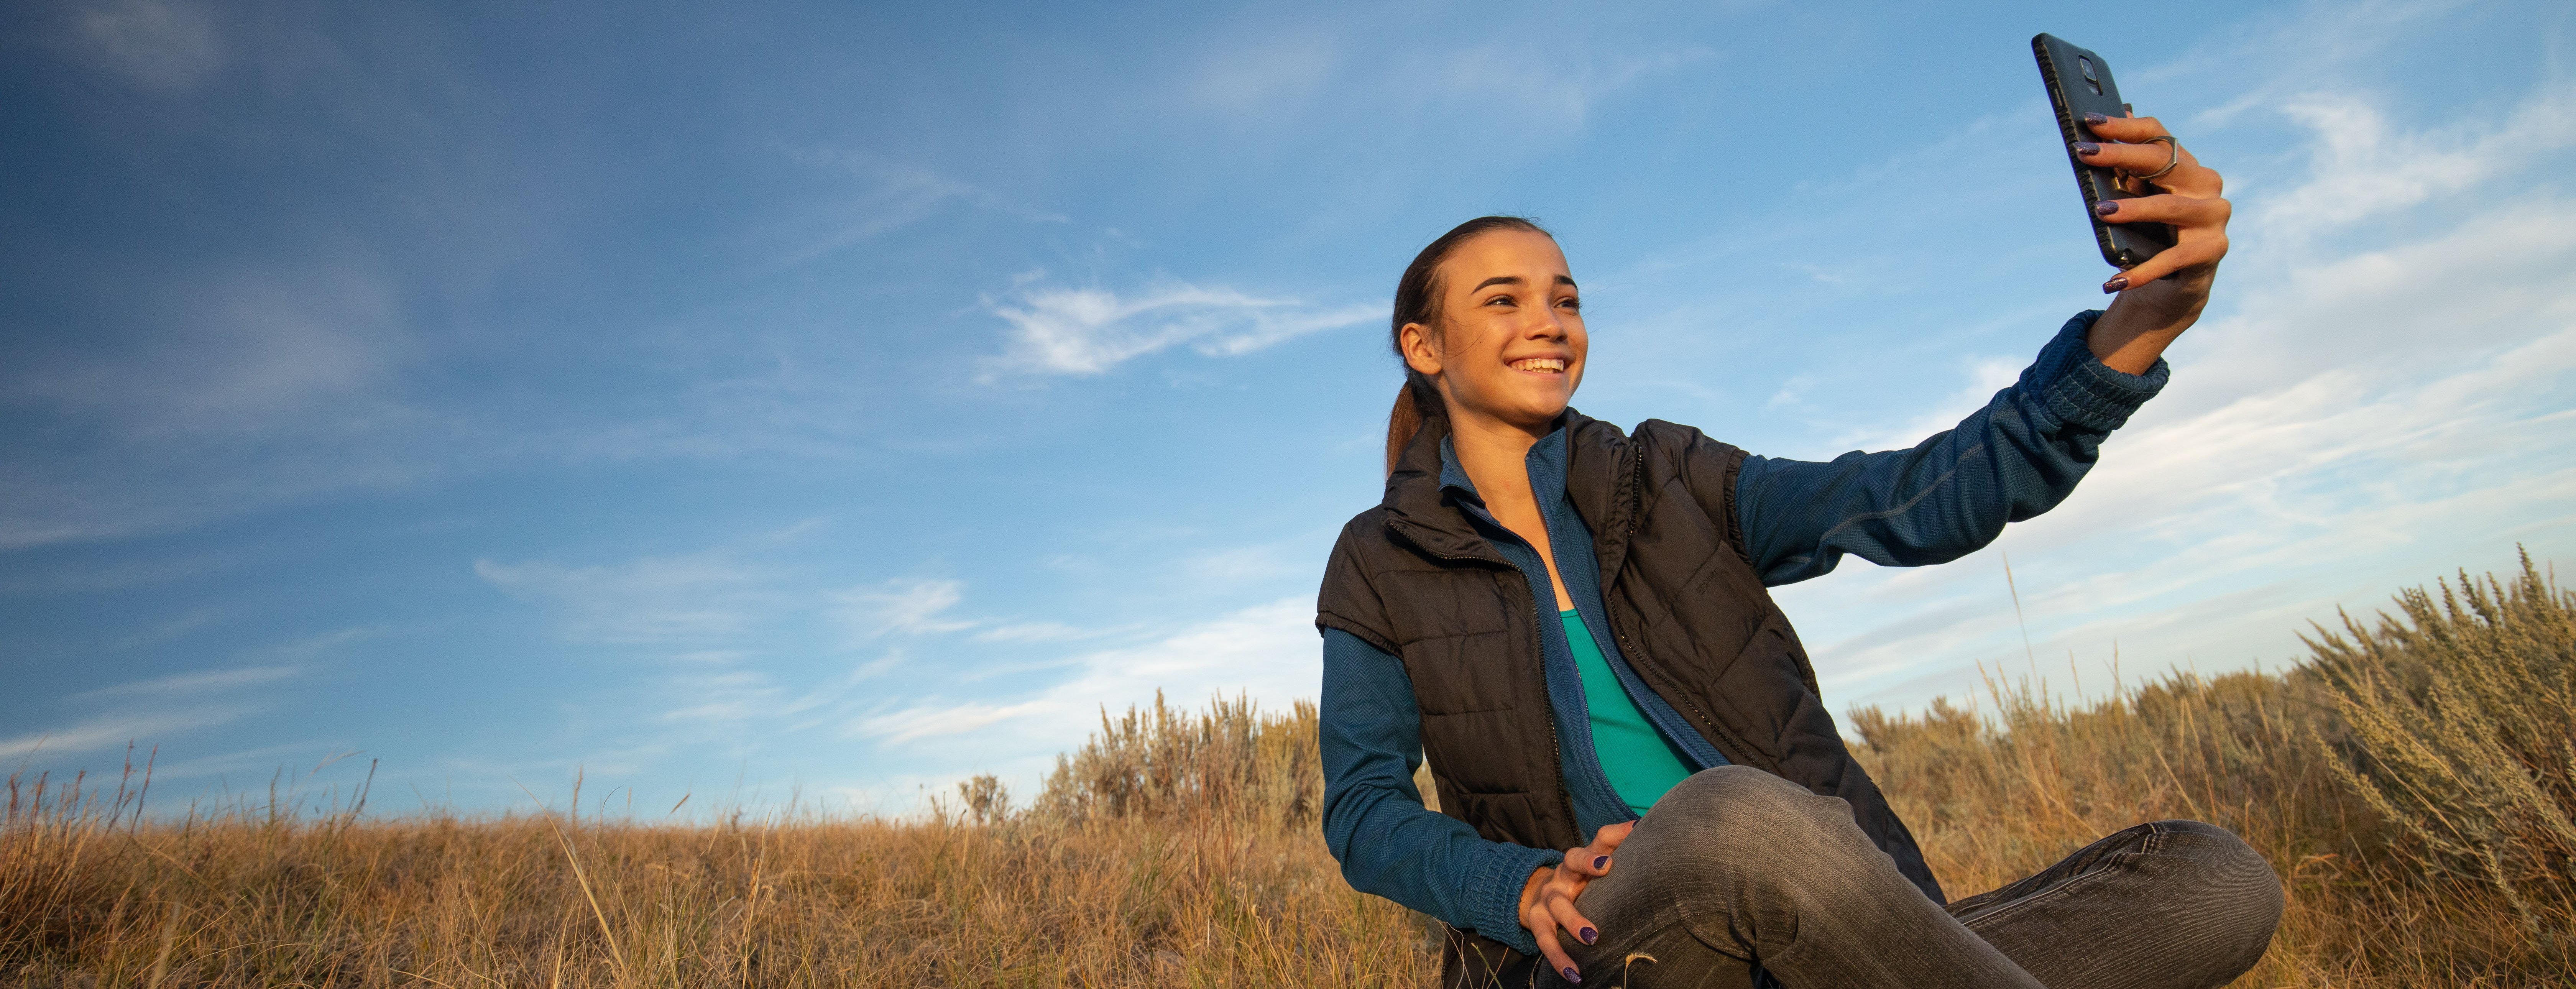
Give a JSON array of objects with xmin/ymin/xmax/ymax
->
[
  {"xmin": 1592, "ymin": 855, "xmax": 1609, "ymax": 870},
  {"xmin": 2074, "ymin": 141, "xmax": 2101, "ymax": 156},
  {"xmin": 2083, "ymin": 112, "xmax": 2109, "ymax": 125},
  {"xmin": 2102, "ymin": 276, "xmax": 2129, "ymax": 294},
  {"xmin": 1579, "ymin": 926, "xmax": 1598, "ymax": 945},
  {"xmin": 2093, "ymin": 200, "xmax": 2119, "ymax": 217},
  {"xmin": 1563, "ymin": 967, "xmax": 1583, "ymax": 982}
]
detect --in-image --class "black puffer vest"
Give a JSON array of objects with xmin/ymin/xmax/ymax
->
[{"xmin": 1316, "ymin": 411, "xmax": 1944, "ymax": 975}]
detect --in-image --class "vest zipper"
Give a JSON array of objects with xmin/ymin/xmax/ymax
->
[
  {"xmin": 1519, "ymin": 578, "xmax": 1582, "ymax": 837},
  {"xmin": 1608, "ymin": 439, "xmax": 1773, "ymax": 774}
]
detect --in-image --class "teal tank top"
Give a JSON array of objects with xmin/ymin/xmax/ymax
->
[{"xmin": 1562, "ymin": 610, "xmax": 1697, "ymax": 816}]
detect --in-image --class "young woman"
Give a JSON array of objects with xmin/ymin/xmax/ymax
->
[{"xmin": 1315, "ymin": 113, "xmax": 2282, "ymax": 989}]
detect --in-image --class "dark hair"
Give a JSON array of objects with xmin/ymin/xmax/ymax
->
[{"xmin": 1385, "ymin": 215, "xmax": 1554, "ymax": 475}]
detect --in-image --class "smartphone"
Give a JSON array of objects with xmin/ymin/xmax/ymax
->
[{"xmin": 2032, "ymin": 33, "xmax": 2172, "ymax": 268}]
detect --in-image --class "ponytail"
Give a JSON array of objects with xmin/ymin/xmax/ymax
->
[
  {"xmin": 1384, "ymin": 215, "xmax": 1552, "ymax": 475},
  {"xmin": 1385, "ymin": 375, "xmax": 1443, "ymax": 476}
]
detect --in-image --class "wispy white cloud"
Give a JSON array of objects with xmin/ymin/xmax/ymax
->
[
  {"xmin": 0, "ymin": 706, "xmax": 259, "ymax": 761},
  {"xmin": 984, "ymin": 283, "xmax": 1376, "ymax": 377},
  {"xmin": 833, "ymin": 578, "xmax": 978, "ymax": 638},
  {"xmin": 969, "ymin": 621, "xmax": 1105, "ymax": 644},
  {"xmin": 108, "ymin": 608, "xmax": 227, "ymax": 649},
  {"xmin": 475, "ymin": 554, "xmax": 772, "ymax": 646},
  {"xmin": 73, "ymin": 666, "xmax": 299, "ymax": 700},
  {"xmin": 62, "ymin": 0, "xmax": 224, "ymax": 94},
  {"xmin": 657, "ymin": 670, "xmax": 786, "ymax": 723},
  {"xmin": 773, "ymin": 150, "xmax": 1066, "ymax": 264},
  {"xmin": 852, "ymin": 596, "xmax": 1314, "ymax": 745},
  {"xmin": 5, "ymin": 621, "xmax": 363, "ymax": 771},
  {"xmin": 262, "ymin": 627, "xmax": 384, "ymax": 660},
  {"xmin": 145, "ymin": 742, "xmax": 338, "ymax": 782},
  {"xmin": 470, "ymin": 552, "xmax": 1122, "ymax": 759},
  {"xmin": 1184, "ymin": 30, "xmax": 1339, "ymax": 114},
  {"xmin": 1408, "ymin": 45, "xmax": 1715, "ymax": 127},
  {"xmin": 1835, "ymin": 356, "xmax": 2022, "ymax": 454},
  {"xmin": 10, "ymin": 267, "xmax": 410, "ymax": 432},
  {"xmin": 8, "ymin": 650, "xmax": 327, "ymax": 762},
  {"xmin": 669, "ymin": 649, "xmax": 752, "ymax": 664},
  {"xmin": 0, "ymin": 263, "xmax": 445, "ymax": 553},
  {"xmin": 1181, "ymin": 545, "xmax": 1295, "ymax": 586},
  {"xmin": 2252, "ymin": 82, "xmax": 2576, "ymax": 242}
]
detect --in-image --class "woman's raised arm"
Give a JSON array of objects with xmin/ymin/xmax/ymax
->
[
  {"xmin": 1731, "ymin": 310, "xmax": 2168, "ymax": 586},
  {"xmin": 1728, "ymin": 108, "xmax": 2224, "ymax": 586}
]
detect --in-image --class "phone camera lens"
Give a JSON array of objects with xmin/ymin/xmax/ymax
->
[{"xmin": 2078, "ymin": 57, "xmax": 2096, "ymax": 81}]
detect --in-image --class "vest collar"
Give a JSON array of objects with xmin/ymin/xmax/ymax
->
[
  {"xmin": 1379, "ymin": 412, "xmax": 1503, "ymax": 564},
  {"xmin": 1381, "ymin": 409, "xmax": 1633, "ymax": 569}
]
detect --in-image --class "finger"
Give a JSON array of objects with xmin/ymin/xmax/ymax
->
[
  {"xmin": 2081, "ymin": 112, "xmax": 2169, "ymax": 141},
  {"xmin": 1564, "ymin": 851, "xmax": 1610, "ymax": 877},
  {"xmin": 1528, "ymin": 911, "xmax": 1582, "ymax": 983},
  {"xmin": 1543, "ymin": 872, "xmax": 1592, "ymax": 913},
  {"xmin": 2091, "ymin": 193, "xmax": 2230, "ymax": 228},
  {"xmin": 2070, "ymin": 139, "xmax": 2184, "ymax": 179},
  {"xmin": 1595, "ymin": 821, "xmax": 1637, "ymax": 851},
  {"xmin": 2075, "ymin": 145, "xmax": 2219, "ymax": 199},
  {"xmin": 1545, "ymin": 892, "xmax": 1601, "ymax": 948},
  {"xmin": 2107, "ymin": 236, "xmax": 2226, "ymax": 290}
]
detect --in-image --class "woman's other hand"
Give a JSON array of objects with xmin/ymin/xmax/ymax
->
[
  {"xmin": 1519, "ymin": 820, "xmax": 1636, "ymax": 982},
  {"xmin": 2077, "ymin": 112, "xmax": 2231, "ymax": 374}
]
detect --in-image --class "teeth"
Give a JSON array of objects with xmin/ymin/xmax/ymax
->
[{"xmin": 1512, "ymin": 358, "xmax": 1567, "ymax": 373}]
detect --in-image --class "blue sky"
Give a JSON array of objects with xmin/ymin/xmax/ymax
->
[{"xmin": 4, "ymin": 0, "xmax": 2571, "ymax": 816}]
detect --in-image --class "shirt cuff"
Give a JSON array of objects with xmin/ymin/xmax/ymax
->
[
  {"xmin": 1462, "ymin": 841, "xmax": 1566, "ymax": 957},
  {"xmin": 2026, "ymin": 309, "xmax": 2170, "ymax": 432}
]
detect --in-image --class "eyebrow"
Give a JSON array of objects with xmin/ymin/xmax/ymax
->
[{"xmin": 1470, "ymin": 274, "xmax": 1579, "ymax": 292}]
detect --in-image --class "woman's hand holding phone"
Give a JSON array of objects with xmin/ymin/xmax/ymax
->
[
  {"xmin": 2079, "ymin": 112, "xmax": 2232, "ymax": 374},
  {"xmin": 1519, "ymin": 820, "xmax": 1636, "ymax": 983}
]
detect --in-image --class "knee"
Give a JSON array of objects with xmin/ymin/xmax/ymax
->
[
  {"xmin": 1656, "ymin": 766, "xmax": 1837, "ymax": 824},
  {"xmin": 1646, "ymin": 767, "xmax": 1858, "ymax": 866},
  {"xmin": 2153, "ymin": 821, "xmax": 2284, "ymax": 961},
  {"xmin": 2159, "ymin": 821, "xmax": 2282, "ymax": 910}
]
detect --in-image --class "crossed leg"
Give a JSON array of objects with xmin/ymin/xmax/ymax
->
[{"xmin": 1536, "ymin": 767, "xmax": 2281, "ymax": 989}]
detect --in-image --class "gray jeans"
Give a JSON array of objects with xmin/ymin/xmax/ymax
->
[{"xmin": 1482, "ymin": 766, "xmax": 2284, "ymax": 989}]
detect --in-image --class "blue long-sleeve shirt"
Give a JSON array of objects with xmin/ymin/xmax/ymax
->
[{"xmin": 1319, "ymin": 310, "xmax": 2169, "ymax": 953}]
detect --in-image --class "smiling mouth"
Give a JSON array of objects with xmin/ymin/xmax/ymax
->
[{"xmin": 1510, "ymin": 358, "xmax": 1567, "ymax": 374}]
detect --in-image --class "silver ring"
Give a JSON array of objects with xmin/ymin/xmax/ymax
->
[{"xmin": 2121, "ymin": 135, "xmax": 2182, "ymax": 183}]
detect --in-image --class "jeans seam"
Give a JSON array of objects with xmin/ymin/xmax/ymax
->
[
  {"xmin": 1958, "ymin": 849, "xmax": 2141, "ymax": 933},
  {"xmin": 1955, "ymin": 820, "xmax": 2175, "ymax": 926},
  {"xmin": 2141, "ymin": 820, "xmax": 2174, "ymax": 857}
]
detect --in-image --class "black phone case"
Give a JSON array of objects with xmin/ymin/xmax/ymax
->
[{"xmin": 2033, "ymin": 33, "xmax": 2172, "ymax": 268}]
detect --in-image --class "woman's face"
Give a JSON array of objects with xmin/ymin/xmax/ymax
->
[{"xmin": 1401, "ymin": 230, "xmax": 1587, "ymax": 432}]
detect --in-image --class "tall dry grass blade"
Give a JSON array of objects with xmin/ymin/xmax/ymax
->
[
  {"xmin": 2003, "ymin": 550, "xmax": 2039, "ymax": 670},
  {"xmin": 516, "ymin": 778, "xmax": 628, "ymax": 982},
  {"xmin": 146, "ymin": 900, "xmax": 179, "ymax": 988},
  {"xmin": 546, "ymin": 817, "xmax": 624, "ymax": 980},
  {"xmin": 550, "ymin": 904, "xmax": 573, "ymax": 989}
]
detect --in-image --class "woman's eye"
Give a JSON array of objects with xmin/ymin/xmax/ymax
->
[{"xmin": 1484, "ymin": 295, "xmax": 1515, "ymax": 307}]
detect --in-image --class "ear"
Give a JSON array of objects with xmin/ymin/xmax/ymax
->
[{"xmin": 1398, "ymin": 322, "xmax": 1444, "ymax": 376}]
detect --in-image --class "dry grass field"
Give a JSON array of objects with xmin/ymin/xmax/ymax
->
[{"xmin": 5, "ymin": 554, "xmax": 2571, "ymax": 986}]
